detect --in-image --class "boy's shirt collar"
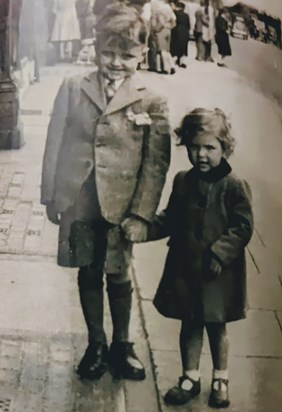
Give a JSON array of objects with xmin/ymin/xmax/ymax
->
[{"xmin": 104, "ymin": 77, "xmax": 125, "ymax": 91}]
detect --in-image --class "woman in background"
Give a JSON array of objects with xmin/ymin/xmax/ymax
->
[
  {"xmin": 215, "ymin": 8, "xmax": 232, "ymax": 67},
  {"xmin": 51, "ymin": 0, "xmax": 81, "ymax": 61},
  {"xmin": 170, "ymin": 2, "xmax": 190, "ymax": 68}
]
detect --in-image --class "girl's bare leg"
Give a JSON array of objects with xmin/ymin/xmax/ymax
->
[
  {"xmin": 180, "ymin": 320, "xmax": 204, "ymax": 376},
  {"xmin": 206, "ymin": 323, "xmax": 229, "ymax": 371}
]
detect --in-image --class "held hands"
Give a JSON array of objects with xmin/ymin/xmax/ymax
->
[{"xmin": 121, "ymin": 215, "xmax": 149, "ymax": 243}]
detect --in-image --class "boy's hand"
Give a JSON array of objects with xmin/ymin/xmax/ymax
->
[
  {"xmin": 209, "ymin": 256, "xmax": 222, "ymax": 278},
  {"xmin": 46, "ymin": 202, "xmax": 60, "ymax": 225},
  {"xmin": 121, "ymin": 216, "xmax": 148, "ymax": 243}
]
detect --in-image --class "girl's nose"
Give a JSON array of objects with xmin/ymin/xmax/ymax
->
[{"xmin": 198, "ymin": 147, "xmax": 206, "ymax": 157}]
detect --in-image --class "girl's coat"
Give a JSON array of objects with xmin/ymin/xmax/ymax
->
[{"xmin": 150, "ymin": 160, "xmax": 253, "ymax": 323}]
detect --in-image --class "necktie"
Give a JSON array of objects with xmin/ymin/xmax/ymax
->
[{"xmin": 105, "ymin": 81, "xmax": 117, "ymax": 102}]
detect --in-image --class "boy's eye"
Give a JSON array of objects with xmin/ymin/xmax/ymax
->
[
  {"xmin": 206, "ymin": 145, "xmax": 217, "ymax": 150},
  {"xmin": 102, "ymin": 51, "xmax": 114, "ymax": 58},
  {"xmin": 121, "ymin": 54, "xmax": 136, "ymax": 60}
]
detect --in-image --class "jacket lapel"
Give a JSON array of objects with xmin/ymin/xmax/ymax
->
[
  {"xmin": 81, "ymin": 71, "xmax": 107, "ymax": 112},
  {"xmin": 104, "ymin": 75, "xmax": 146, "ymax": 115}
]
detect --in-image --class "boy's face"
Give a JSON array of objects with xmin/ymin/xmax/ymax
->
[
  {"xmin": 186, "ymin": 133, "xmax": 224, "ymax": 172},
  {"xmin": 98, "ymin": 43, "xmax": 143, "ymax": 81}
]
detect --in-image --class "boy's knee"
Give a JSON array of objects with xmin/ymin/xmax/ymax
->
[
  {"xmin": 78, "ymin": 264, "xmax": 104, "ymax": 289},
  {"xmin": 106, "ymin": 271, "xmax": 131, "ymax": 285}
]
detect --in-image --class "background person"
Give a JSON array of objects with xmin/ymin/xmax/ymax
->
[
  {"xmin": 202, "ymin": 1, "xmax": 215, "ymax": 62},
  {"xmin": 215, "ymin": 8, "xmax": 232, "ymax": 68},
  {"xmin": 51, "ymin": 0, "xmax": 81, "ymax": 61},
  {"xmin": 155, "ymin": 0, "xmax": 176, "ymax": 74},
  {"xmin": 170, "ymin": 2, "xmax": 190, "ymax": 68},
  {"xmin": 194, "ymin": 0, "xmax": 205, "ymax": 61}
]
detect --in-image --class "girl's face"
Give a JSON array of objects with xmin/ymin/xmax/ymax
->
[{"xmin": 186, "ymin": 133, "xmax": 224, "ymax": 172}]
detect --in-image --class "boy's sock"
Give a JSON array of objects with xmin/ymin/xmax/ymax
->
[
  {"xmin": 184, "ymin": 369, "xmax": 201, "ymax": 381},
  {"xmin": 212, "ymin": 369, "xmax": 228, "ymax": 391}
]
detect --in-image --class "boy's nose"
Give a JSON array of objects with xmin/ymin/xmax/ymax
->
[{"xmin": 111, "ymin": 54, "xmax": 122, "ymax": 67}]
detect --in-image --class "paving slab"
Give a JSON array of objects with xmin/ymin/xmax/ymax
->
[
  {"xmin": 153, "ymin": 350, "xmax": 282, "ymax": 412},
  {"xmin": 247, "ymin": 271, "xmax": 282, "ymax": 311}
]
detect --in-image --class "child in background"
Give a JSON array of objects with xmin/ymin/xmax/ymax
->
[{"xmin": 145, "ymin": 108, "xmax": 253, "ymax": 408}]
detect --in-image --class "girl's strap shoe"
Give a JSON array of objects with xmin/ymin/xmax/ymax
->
[
  {"xmin": 208, "ymin": 378, "xmax": 230, "ymax": 408},
  {"xmin": 164, "ymin": 375, "xmax": 201, "ymax": 405}
]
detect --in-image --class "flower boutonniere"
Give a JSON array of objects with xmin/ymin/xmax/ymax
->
[{"xmin": 126, "ymin": 108, "xmax": 152, "ymax": 126}]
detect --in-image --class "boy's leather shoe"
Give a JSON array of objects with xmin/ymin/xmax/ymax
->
[
  {"xmin": 109, "ymin": 341, "xmax": 146, "ymax": 381},
  {"xmin": 208, "ymin": 378, "xmax": 230, "ymax": 408},
  {"xmin": 164, "ymin": 376, "xmax": 201, "ymax": 405},
  {"xmin": 77, "ymin": 342, "xmax": 108, "ymax": 380}
]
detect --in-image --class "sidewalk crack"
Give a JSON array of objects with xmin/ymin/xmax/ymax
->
[{"xmin": 274, "ymin": 311, "xmax": 282, "ymax": 333}]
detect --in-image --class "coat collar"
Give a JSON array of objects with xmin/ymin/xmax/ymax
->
[
  {"xmin": 188, "ymin": 158, "xmax": 232, "ymax": 183},
  {"xmin": 81, "ymin": 71, "xmax": 146, "ymax": 115}
]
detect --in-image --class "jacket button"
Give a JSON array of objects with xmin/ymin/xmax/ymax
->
[{"xmin": 85, "ymin": 160, "xmax": 92, "ymax": 168}]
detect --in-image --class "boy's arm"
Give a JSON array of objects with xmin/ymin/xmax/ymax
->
[
  {"xmin": 123, "ymin": 172, "xmax": 182, "ymax": 243},
  {"xmin": 210, "ymin": 178, "xmax": 254, "ymax": 267},
  {"xmin": 41, "ymin": 78, "xmax": 70, "ymax": 207},
  {"xmin": 129, "ymin": 95, "xmax": 171, "ymax": 222}
]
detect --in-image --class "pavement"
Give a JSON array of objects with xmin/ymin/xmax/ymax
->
[{"xmin": 0, "ymin": 44, "xmax": 281, "ymax": 411}]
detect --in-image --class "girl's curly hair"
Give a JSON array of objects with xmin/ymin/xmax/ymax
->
[{"xmin": 175, "ymin": 107, "xmax": 236, "ymax": 158}]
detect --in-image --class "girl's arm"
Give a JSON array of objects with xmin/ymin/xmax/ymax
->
[
  {"xmin": 147, "ymin": 171, "xmax": 184, "ymax": 241},
  {"xmin": 210, "ymin": 178, "xmax": 254, "ymax": 267}
]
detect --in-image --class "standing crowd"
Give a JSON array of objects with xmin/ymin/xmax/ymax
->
[
  {"xmin": 44, "ymin": 0, "xmax": 233, "ymax": 70},
  {"xmin": 145, "ymin": 0, "xmax": 232, "ymax": 74}
]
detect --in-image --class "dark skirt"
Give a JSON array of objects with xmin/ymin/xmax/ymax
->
[{"xmin": 216, "ymin": 30, "xmax": 232, "ymax": 56}]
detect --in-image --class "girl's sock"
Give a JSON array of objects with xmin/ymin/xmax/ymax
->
[
  {"xmin": 184, "ymin": 369, "xmax": 201, "ymax": 381},
  {"xmin": 213, "ymin": 369, "xmax": 228, "ymax": 380},
  {"xmin": 212, "ymin": 369, "xmax": 229, "ymax": 391}
]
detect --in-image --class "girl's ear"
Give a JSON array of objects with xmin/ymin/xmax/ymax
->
[{"xmin": 174, "ymin": 127, "xmax": 182, "ymax": 137}]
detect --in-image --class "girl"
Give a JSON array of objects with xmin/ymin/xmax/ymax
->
[{"xmin": 145, "ymin": 108, "xmax": 253, "ymax": 408}]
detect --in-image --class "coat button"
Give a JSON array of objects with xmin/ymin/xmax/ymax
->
[{"xmin": 85, "ymin": 160, "xmax": 92, "ymax": 168}]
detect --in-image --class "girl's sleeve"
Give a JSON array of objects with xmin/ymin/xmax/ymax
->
[
  {"xmin": 147, "ymin": 172, "xmax": 183, "ymax": 241},
  {"xmin": 210, "ymin": 178, "xmax": 254, "ymax": 266}
]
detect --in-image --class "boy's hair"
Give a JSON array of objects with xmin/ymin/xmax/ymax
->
[
  {"xmin": 95, "ymin": 2, "xmax": 147, "ymax": 51},
  {"xmin": 175, "ymin": 108, "xmax": 235, "ymax": 158}
]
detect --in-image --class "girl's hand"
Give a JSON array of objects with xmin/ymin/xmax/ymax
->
[{"xmin": 209, "ymin": 256, "xmax": 222, "ymax": 278}]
